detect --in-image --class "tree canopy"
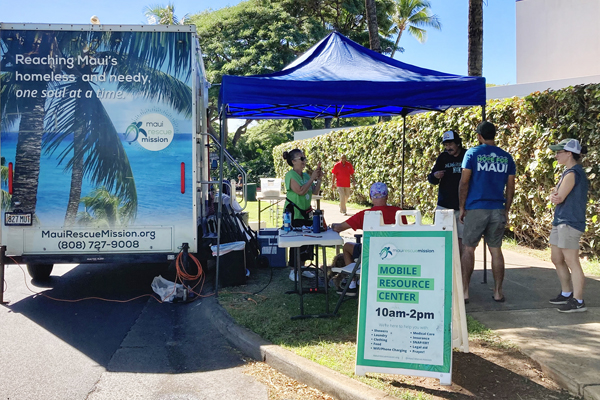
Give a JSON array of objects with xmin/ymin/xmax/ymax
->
[
  {"xmin": 187, "ymin": 0, "xmax": 396, "ymax": 138},
  {"xmin": 388, "ymin": 0, "xmax": 441, "ymax": 58}
]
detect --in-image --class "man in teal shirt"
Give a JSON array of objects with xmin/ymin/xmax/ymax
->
[{"xmin": 459, "ymin": 121, "xmax": 516, "ymax": 304}]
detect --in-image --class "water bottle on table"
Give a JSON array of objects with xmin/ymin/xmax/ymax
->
[{"xmin": 283, "ymin": 211, "xmax": 291, "ymax": 232}]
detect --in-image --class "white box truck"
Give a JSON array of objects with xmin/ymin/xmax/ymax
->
[{"xmin": 0, "ymin": 23, "xmax": 211, "ymax": 279}]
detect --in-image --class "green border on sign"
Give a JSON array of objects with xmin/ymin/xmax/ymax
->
[{"xmin": 356, "ymin": 230, "xmax": 453, "ymax": 373}]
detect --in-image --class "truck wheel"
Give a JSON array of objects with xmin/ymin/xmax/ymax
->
[{"xmin": 27, "ymin": 264, "xmax": 54, "ymax": 280}]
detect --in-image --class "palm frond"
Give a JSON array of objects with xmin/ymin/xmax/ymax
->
[{"xmin": 43, "ymin": 79, "xmax": 138, "ymax": 220}]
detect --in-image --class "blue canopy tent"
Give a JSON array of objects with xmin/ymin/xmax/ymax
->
[
  {"xmin": 212, "ymin": 32, "xmax": 487, "ymax": 292},
  {"xmin": 219, "ymin": 31, "xmax": 486, "ymax": 119}
]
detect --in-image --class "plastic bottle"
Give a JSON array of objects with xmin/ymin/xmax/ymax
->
[{"xmin": 283, "ymin": 211, "xmax": 291, "ymax": 232}]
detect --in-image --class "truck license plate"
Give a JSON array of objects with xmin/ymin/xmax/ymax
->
[{"xmin": 5, "ymin": 212, "xmax": 33, "ymax": 226}]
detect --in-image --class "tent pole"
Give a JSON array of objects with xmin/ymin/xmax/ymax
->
[
  {"xmin": 481, "ymin": 104, "xmax": 488, "ymax": 284},
  {"xmin": 401, "ymin": 115, "xmax": 406, "ymax": 209},
  {"xmin": 215, "ymin": 107, "xmax": 227, "ymax": 296}
]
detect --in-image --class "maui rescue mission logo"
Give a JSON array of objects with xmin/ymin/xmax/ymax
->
[
  {"xmin": 125, "ymin": 112, "xmax": 174, "ymax": 151},
  {"xmin": 379, "ymin": 244, "xmax": 435, "ymax": 260}
]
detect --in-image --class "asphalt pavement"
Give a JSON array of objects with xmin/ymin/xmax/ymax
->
[
  {"xmin": 0, "ymin": 261, "xmax": 268, "ymax": 400},
  {"xmin": 210, "ymin": 200, "xmax": 600, "ymax": 400}
]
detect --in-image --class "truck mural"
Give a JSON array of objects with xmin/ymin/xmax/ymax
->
[{"xmin": 0, "ymin": 23, "xmax": 209, "ymax": 279}]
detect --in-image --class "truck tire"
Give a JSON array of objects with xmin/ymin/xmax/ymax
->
[{"xmin": 27, "ymin": 264, "xmax": 54, "ymax": 280}]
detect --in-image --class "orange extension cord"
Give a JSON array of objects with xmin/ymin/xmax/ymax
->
[{"xmin": 4, "ymin": 252, "xmax": 213, "ymax": 304}]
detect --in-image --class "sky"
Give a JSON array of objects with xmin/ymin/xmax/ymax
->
[{"xmin": 1, "ymin": 0, "xmax": 517, "ymax": 85}]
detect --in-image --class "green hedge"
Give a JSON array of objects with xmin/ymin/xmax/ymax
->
[{"xmin": 273, "ymin": 84, "xmax": 600, "ymax": 256}]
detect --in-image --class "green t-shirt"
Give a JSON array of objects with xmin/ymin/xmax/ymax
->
[{"xmin": 284, "ymin": 169, "xmax": 313, "ymax": 221}]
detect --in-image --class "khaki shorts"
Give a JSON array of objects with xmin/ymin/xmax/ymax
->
[
  {"xmin": 463, "ymin": 208, "xmax": 506, "ymax": 248},
  {"xmin": 436, "ymin": 206, "xmax": 463, "ymax": 239},
  {"xmin": 549, "ymin": 224, "xmax": 583, "ymax": 250}
]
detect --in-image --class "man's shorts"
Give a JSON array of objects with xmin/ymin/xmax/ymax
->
[
  {"xmin": 436, "ymin": 206, "xmax": 463, "ymax": 239},
  {"xmin": 352, "ymin": 243, "xmax": 362, "ymax": 261},
  {"xmin": 549, "ymin": 224, "xmax": 583, "ymax": 250},
  {"xmin": 462, "ymin": 208, "xmax": 506, "ymax": 248}
]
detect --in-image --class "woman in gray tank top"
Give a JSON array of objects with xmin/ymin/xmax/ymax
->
[{"xmin": 548, "ymin": 139, "xmax": 589, "ymax": 313}]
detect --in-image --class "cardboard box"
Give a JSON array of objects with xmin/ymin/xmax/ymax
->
[{"xmin": 258, "ymin": 228, "xmax": 287, "ymax": 267}]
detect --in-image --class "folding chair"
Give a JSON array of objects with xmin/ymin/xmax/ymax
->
[{"xmin": 332, "ymin": 259, "xmax": 361, "ymax": 314}]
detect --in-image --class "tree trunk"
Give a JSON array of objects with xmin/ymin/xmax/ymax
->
[
  {"xmin": 11, "ymin": 95, "xmax": 46, "ymax": 215},
  {"xmin": 324, "ymin": 118, "xmax": 332, "ymax": 129},
  {"xmin": 231, "ymin": 119, "xmax": 252, "ymax": 146},
  {"xmin": 64, "ymin": 128, "xmax": 84, "ymax": 226},
  {"xmin": 468, "ymin": 0, "xmax": 483, "ymax": 76},
  {"xmin": 390, "ymin": 30, "xmax": 404, "ymax": 58},
  {"xmin": 301, "ymin": 118, "xmax": 313, "ymax": 130},
  {"xmin": 365, "ymin": 0, "xmax": 381, "ymax": 53}
]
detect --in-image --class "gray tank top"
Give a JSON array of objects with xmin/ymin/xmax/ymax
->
[{"xmin": 553, "ymin": 164, "xmax": 588, "ymax": 232}]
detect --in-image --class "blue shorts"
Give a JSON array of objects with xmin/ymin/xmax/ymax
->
[{"xmin": 352, "ymin": 243, "xmax": 362, "ymax": 260}]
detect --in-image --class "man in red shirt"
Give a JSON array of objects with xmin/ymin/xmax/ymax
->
[
  {"xmin": 330, "ymin": 182, "xmax": 405, "ymax": 296},
  {"xmin": 331, "ymin": 155, "xmax": 355, "ymax": 215},
  {"xmin": 331, "ymin": 182, "xmax": 405, "ymax": 262}
]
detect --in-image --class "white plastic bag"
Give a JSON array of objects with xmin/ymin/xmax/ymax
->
[
  {"xmin": 151, "ymin": 275, "xmax": 186, "ymax": 303},
  {"xmin": 211, "ymin": 241, "xmax": 245, "ymax": 256}
]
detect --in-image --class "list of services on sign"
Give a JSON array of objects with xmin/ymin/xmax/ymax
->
[{"xmin": 358, "ymin": 234, "xmax": 451, "ymax": 368}]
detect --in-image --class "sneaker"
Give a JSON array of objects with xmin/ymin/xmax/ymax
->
[
  {"xmin": 557, "ymin": 298, "xmax": 587, "ymax": 313},
  {"xmin": 288, "ymin": 270, "xmax": 316, "ymax": 281},
  {"xmin": 302, "ymin": 270, "xmax": 315, "ymax": 279},
  {"xmin": 549, "ymin": 292, "xmax": 573, "ymax": 305}
]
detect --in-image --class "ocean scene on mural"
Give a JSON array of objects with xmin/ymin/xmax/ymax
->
[{"xmin": 1, "ymin": 132, "xmax": 193, "ymax": 226}]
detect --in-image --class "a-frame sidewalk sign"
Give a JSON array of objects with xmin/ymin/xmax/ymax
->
[{"xmin": 355, "ymin": 209, "xmax": 469, "ymax": 385}]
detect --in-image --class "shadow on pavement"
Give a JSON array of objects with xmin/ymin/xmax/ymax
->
[
  {"xmin": 466, "ymin": 266, "xmax": 600, "ymax": 319},
  {"xmin": 6, "ymin": 262, "xmax": 247, "ymax": 373}
]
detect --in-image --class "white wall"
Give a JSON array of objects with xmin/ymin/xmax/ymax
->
[
  {"xmin": 294, "ymin": 126, "xmax": 359, "ymax": 141},
  {"xmin": 486, "ymin": 74, "xmax": 600, "ymax": 100},
  {"xmin": 517, "ymin": 0, "xmax": 600, "ymax": 83}
]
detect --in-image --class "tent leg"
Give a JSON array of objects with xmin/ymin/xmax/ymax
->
[
  {"xmin": 215, "ymin": 108, "xmax": 228, "ymax": 297},
  {"xmin": 401, "ymin": 116, "xmax": 406, "ymax": 209},
  {"xmin": 481, "ymin": 104, "xmax": 487, "ymax": 284}
]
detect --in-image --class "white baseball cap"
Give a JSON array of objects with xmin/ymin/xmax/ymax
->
[
  {"xmin": 442, "ymin": 130, "xmax": 455, "ymax": 142},
  {"xmin": 549, "ymin": 138, "xmax": 582, "ymax": 154}
]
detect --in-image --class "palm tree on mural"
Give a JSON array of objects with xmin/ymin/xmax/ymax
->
[
  {"xmin": 0, "ymin": 30, "xmax": 137, "ymax": 224},
  {"xmin": 389, "ymin": 0, "xmax": 441, "ymax": 58},
  {"xmin": 0, "ymin": 31, "xmax": 55, "ymax": 215},
  {"xmin": 1, "ymin": 157, "xmax": 11, "ymax": 210},
  {"xmin": 77, "ymin": 186, "xmax": 131, "ymax": 228},
  {"xmin": 468, "ymin": 0, "xmax": 483, "ymax": 76}
]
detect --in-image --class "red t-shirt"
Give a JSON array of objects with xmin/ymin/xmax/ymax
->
[
  {"xmin": 346, "ymin": 206, "xmax": 407, "ymax": 230},
  {"xmin": 331, "ymin": 161, "xmax": 354, "ymax": 187}
]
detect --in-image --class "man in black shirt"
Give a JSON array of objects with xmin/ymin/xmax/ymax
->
[{"xmin": 428, "ymin": 130, "xmax": 466, "ymax": 253}]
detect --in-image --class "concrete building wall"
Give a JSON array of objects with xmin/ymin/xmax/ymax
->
[{"xmin": 516, "ymin": 0, "xmax": 600, "ymax": 83}]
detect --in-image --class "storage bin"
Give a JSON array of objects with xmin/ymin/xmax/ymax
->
[
  {"xmin": 260, "ymin": 178, "xmax": 283, "ymax": 197},
  {"xmin": 258, "ymin": 228, "xmax": 287, "ymax": 267}
]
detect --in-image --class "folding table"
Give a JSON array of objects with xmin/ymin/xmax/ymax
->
[{"xmin": 278, "ymin": 229, "xmax": 343, "ymax": 319}]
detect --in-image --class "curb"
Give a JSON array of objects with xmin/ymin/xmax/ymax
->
[
  {"xmin": 204, "ymin": 296, "xmax": 395, "ymax": 400},
  {"xmin": 529, "ymin": 357, "xmax": 600, "ymax": 400}
]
